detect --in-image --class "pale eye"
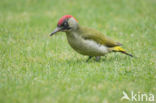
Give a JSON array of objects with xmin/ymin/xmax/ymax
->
[{"xmin": 64, "ymin": 22, "xmax": 68, "ymax": 27}]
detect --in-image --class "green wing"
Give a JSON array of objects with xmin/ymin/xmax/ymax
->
[{"xmin": 79, "ymin": 27, "xmax": 121, "ymax": 47}]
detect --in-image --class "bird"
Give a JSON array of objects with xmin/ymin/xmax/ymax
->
[{"xmin": 50, "ymin": 15, "xmax": 133, "ymax": 61}]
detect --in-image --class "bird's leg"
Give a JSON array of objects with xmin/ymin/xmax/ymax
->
[
  {"xmin": 95, "ymin": 56, "xmax": 101, "ymax": 62},
  {"xmin": 86, "ymin": 56, "xmax": 93, "ymax": 62}
]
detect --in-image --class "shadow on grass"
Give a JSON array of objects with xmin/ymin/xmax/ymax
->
[{"xmin": 53, "ymin": 54, "xmax": 132, "ymax": 65}]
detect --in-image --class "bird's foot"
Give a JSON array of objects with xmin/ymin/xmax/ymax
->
[
  {"xmin": 86, "ymin": 56, "xmax": 93, "ymax": 62},
  {"xmin": 95, "ymin": 56, "xmax": 101, "ymax": 62}
]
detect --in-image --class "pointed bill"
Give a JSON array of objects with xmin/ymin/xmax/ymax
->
[{"xmin": 49, "ymin": 27, "xmax": 62, "ymax": 36}]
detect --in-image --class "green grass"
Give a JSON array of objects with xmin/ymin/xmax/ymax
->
[{"xmin": 0, "ymin": 0, "xmax": 156, "ymax": 103}]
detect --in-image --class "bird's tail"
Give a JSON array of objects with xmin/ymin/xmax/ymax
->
[{"xmin": 112, "ymin": 46, "xmax": 133, "ymax": 57}]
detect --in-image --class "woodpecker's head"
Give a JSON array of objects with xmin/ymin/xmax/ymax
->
[{"xmin": 50, "ymin": 15, "xmax": 78, "ymax": 36}]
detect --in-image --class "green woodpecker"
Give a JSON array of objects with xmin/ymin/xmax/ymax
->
[{"xmin": 50, "ymin": 15, "xmax": 133, "ymax": 61}]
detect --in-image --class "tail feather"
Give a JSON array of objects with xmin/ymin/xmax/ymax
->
[
  {"xmin": 120, "ymin": 51, "xmax": 133, "ymax": 57},
  {"xmin": 112, "ymin": 46, "xmax": 133, "ymax": 57}
]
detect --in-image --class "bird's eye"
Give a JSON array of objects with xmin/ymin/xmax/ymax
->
[{"xmin": 64, "ymin": 22, "xmax": 68, "ymax": 27}]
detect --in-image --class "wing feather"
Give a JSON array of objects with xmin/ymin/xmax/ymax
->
[{"xmin": 79, "ymin": 27, "xmax": 121, "ymax": 47}]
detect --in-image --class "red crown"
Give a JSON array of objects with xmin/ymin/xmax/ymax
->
[{"xmin": 57, "ymin": 15, "xmax": 78, "ymax": 26}]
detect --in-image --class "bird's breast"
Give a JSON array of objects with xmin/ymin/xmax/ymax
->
[{"xmin": 66, "ymin": 32, "xmax": 109, "ymax": 56}]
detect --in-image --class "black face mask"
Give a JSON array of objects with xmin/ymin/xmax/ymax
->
[{"xmin": 58, "ymin": 20, "xmax": 71, "ymax": 30}]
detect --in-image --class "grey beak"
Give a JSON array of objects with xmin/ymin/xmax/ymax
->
[{"xmin": 49, "ymin": 27, "xmax": 62, "ymax": 36}]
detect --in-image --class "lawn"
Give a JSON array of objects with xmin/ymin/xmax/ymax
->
[{"xmin": 0, "ymin": 0, "xmax": 156, "ymax": 103}]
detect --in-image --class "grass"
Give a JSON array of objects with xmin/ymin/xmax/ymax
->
[{"xmin": 0, "ymin": 0, "xmax": 156, "ymax": 103}]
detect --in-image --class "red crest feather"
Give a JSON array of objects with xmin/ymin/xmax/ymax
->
[{"xmin": 57, "ymin": 15, "xmax": 78, "ymax": 26}]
